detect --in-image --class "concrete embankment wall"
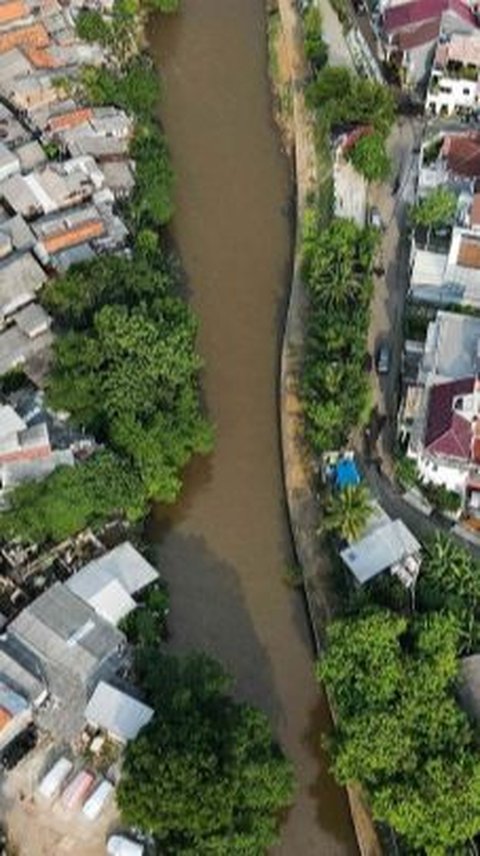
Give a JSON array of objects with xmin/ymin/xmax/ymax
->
[{"xmin": 275, "ymin": 2, "xmax": 382, "ymax": 854}]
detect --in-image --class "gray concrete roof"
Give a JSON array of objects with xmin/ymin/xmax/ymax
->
[
  {"xmin": 0, "ymin": 638, "xmax": 47, "ymax": 708},
  {"xmin": 0, "ymin": 253, "xmax": 46, "ymax": 317},
  {"xmin": 421, "ymin": 311, "xmax": 480, "ymax": 384},
  {"xmin": 11, "ymin": 583, "xmax": 124, "ymax": 685}
]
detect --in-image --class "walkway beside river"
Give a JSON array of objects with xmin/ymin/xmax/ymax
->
[{"xmin": 277, "ymin": 1, "xmax": 381, "ymax": 853}]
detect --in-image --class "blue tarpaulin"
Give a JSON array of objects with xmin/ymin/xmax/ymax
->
[{"xmin": 333, "ymin": 458, "xmax": 360, "ymax": 490}]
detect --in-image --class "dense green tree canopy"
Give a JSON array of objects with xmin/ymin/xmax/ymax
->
[
  {"xmin": 0, "ymin": 452, "xmax": 146, "ymax": 544},
  {"xmin": 306, "ymin": 66, "xmax": 395, "ymax": 136},
  {"xmin": 118, "ymin": 653, "xmax": 294, "ymax": 854},
  {"xmin": 320, "ymin": 610, "xmax": 480, "ymax": 854},
  {"xmin": 45, "ymin": 271, "xmax": 212, "ymax": 504},
  {"xmin": 347, "ymin": 132, "xmax": 391, "ymax": 183}
]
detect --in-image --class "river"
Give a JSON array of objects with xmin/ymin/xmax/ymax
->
[{"xmin": 148, "ymin": 2, "xmax": 357, "ymax": 853}]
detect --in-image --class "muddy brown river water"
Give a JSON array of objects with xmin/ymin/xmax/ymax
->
[{"xmin": 148, "ymin": 2, "xmax": 358, "ymax": 852}]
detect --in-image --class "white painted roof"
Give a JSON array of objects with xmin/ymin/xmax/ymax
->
[
  {"xmin": 341, "ymin": 519, "xmax": 421, "ymax": 584},
  {"xmin": 88, "ymin": 579, "xmax": 135, "ymax": 626},
  {"xmin": 0, "ymin": 405, "xmax": 25, "ymax": 441},
  {"xmin": 85, "ymin": 682, "xmax": 153, "ymax": 743},
  {"xmin": 66, "ymin": 542, "xmax": 158, "ymax": 625}
]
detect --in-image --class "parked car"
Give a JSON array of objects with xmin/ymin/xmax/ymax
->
[
  {"xmin": 376, "ymin": 341, "xmax": 391, "ymax": 375},
  {"xmin": 369, "ymin": 206, "xmax": 383, "ymax": 230},
  {"xmin": 1, "ymin": 724, "xmax": 37, "ymax": 771}
]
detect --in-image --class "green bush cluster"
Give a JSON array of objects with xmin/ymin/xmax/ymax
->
[
  {"xmin": 417, "ymin": 534, "xmax": 480, "ymax": 654},
  {"xmin": 302, "ymin": 216, "xmax": 377, "ymax": 452},
  {"xmin": 303, "ymin": 7, "xmax": 328, "ymax": 74},
  {"xmin": 306, "ymin": 66, "xmax": 395, "ymax": 182},
  {"xmin": 120, "ymin": 582, "xmax": 170, "ymax": 645}
]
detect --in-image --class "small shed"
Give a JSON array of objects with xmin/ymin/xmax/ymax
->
[
  {"xmin": 85, "ymin": 682, "xmax": 153, "ymax": 743},
  {"xmin": 341, "ymin": 518, "xmax": 421, "ymax": 586}
]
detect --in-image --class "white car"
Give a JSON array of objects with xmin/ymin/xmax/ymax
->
[
  {"xmin": 107, "ymin": 835, "xmax": 144, "ymax": 856},
  {"xmin": 369, "ymin": 206, "xmax": 383, "ymax": 230}
]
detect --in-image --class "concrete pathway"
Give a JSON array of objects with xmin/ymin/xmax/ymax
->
[{"xmin": 314, "ymin": 0, "xmax": 354, "ymax": 68}]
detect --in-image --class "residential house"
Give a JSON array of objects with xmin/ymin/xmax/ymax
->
[
  {"xmin": 401, "ymin": 311, "xmax": 480, "ymax": 494},
  {"xmin": 66, "ymin": 542, "xmax": 159, "ymax": 627},
  {"xmin": 9, "ymin": 582, "xmax": 126, "ymax": 739},
  {"xmin": 426, "ymin": 32, "xmax": 480, "ymax": 116},
  {"xmin": 340, "ymin": 503, "xmax": 421, "ymax": 586},
  {"xmin": 410, "ymin": 133, "xmax": 480, "ymax": 307},
  {"xmin": 331, "ymin": 127, "xmax": 368, "ymax": 226},
  {"xmin": 380, "ymin": 0, "xmax": 479, "ymax": 88},
  {"xmin": 0, "ymin": 637, "xmax": 47, "ymax": 752},
  {"xmin": 1, "ymin": 158, "xmax": 103, "ymax": 219},
  {"xmin": 0, "ymin": 252, "xmax": 46, "ymax": 318}
]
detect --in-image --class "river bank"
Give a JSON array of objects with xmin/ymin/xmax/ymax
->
[{"xmin": 274, "ymin": 2, "xmax": 382, "ymax": 854}]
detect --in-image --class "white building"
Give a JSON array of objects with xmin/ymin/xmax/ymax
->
[
  {"xmin": 426, "ymin": 33, "xmax": 480, "ymax": 116},
  {"xmin": 402, "ymin": 311, "xmax": 480, "ymax": 494}
]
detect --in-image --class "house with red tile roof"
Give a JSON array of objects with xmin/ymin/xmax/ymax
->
[
  {"xmin": 403, "ymin": 311, "xmax": 480, "ymax": 496},
  {"xmin": 426, "ymin": 32, "xmax": 480, "ymax": 117},
  {"xmin": 381, "ymin": 0, "xmax": 480, "ymax": 87}
]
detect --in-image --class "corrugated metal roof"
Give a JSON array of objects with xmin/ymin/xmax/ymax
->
[
  {"xmin": 341, "ymin": 519, "xmax": 421, "ymax": 584},
  {"xmin": 66, "ymin": 542, "xmax": 158, "ymax": 626},
  {"xmin": 85, "ymin": 681, "xmax": 153, "ymax": 743}
]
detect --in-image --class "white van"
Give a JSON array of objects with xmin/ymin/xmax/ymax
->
[
  {"xmin": 82, "ymin": 779, "xmax": 114, "ymax": 821},
  {"xmin": 38, "ymin": 757, "xmax": 73, "ymax": 800}
]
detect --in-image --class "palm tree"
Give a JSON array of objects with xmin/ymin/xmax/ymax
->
[{"xmin": 320, "ymin": 484, "xmax": 373, "ymax": 543}]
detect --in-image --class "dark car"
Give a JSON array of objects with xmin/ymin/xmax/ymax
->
[
  {"xmin": 0, "ymin": 724, "xmax": 37, "ymax": 771},
  {"xmin": 376, "ymin": 341, "xmax": 391, "ymax": 375}
]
